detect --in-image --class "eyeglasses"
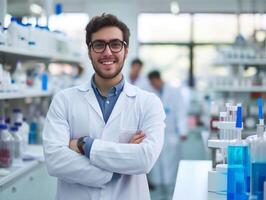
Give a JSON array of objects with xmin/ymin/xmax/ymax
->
[{"xmin": 89, "ymin": 39, "xmax": 127, "ymax": 53}]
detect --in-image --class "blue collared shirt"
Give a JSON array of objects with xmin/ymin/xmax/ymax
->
[
  {"xmin": 84, "ymin": 75, "xmax": 124, "ymax": 180},
  {"xmin": 83, "ymin": 75, "xmax": 124, "ymax": 158},
  {"xmin": 91, "ymin": 75, "xmax": 124, "ymax": 123}
]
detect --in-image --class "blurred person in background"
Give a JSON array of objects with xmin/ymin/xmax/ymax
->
[
  {"xmin": 128, "ymin": 58, "xmax": 151, "ymax": 91},
  {"xmin": 148, "ymin": 70, "xmax": 188, "ymax": 199}
]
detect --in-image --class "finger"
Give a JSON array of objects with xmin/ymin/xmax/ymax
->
[
  {"xmin": 133, "ymin": 136, "xmax": 145, "ymax": 144},
  {"xmin": 129, "ymin": 135, "xmax": 144, "ymax": 144},
  {"xmin": 132, "ymin": 133, "xmax": 145, "ymax": 140},
  {"xmin": 132, "ymin": 135, "xmax": 145, "ymax": 143},
  {"xmin": 134, "ymin": 132, "xmax": 145, "ymax": 138}
]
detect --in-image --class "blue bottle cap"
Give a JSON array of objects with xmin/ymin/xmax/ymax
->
[
  {"xmin": 14, "ymin": 122, "xmax": 22, "ymax": 127},
  {"xmin": 0, "ymin": 124, "xmax": 8, "ymax": 129},
  {"xmin": 13, "ymin": 108, "xmax": 21, "ymax": 113},
  {"xmin": 55, "ymin": 3, "xmax": 62, "ymax": 15},
  {"xmin": 10, "ymin": 126, "xmax": 18, "ymax": 132},
  {"xmin": 11, "ymin": 17, "xmax": 17, "ymax": 22}
]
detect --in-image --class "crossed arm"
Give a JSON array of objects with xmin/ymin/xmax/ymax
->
[{"xmin": 69, "ymin": 131, "xmax": 145, "ymax": 153}]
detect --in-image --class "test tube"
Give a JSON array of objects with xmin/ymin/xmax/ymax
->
[
  {"xmin": 219, "ymin": 112, "xmax": 227, "ymax": 140},
  {"xmin": 225, "ymin": 103, "xmax": 231, "ymax": 140},
  {"xmin": 231, "ymin": 105, "xmax": 238, "ymax": 139}
]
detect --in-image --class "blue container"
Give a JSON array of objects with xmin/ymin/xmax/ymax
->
[
  {"xmin": 41, "ymin": 72, "xmax": 48, "ymax": 91},
  {"xmin": 28, "ymin": 122, "xmax": 38, "ymax": 144},
  {"xmin": 227, "ymin": 145, "xmax": 249, "ymax": 200},
  {"xmin": 251, "ymin": 162, "xmax": 266, "ymax": 200}
]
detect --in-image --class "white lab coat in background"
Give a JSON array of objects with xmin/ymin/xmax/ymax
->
[
  {"xmin": 42, "ymin": 81, "xmax": 165, "ymax": 200},
  {"xmin": 127, "ymin": 74, "xmax": 152, "ymax": 91},
  {"xmin": 149, "ymin": 83, "xmax": 188, "ymax": 186}
]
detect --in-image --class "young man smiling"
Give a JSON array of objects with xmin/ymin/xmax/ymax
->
[{"xmin": 43, "ymin": 14, "xmax": 165, "ymax": 200}]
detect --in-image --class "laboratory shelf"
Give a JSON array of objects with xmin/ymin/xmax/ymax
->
[
  {"xmin": 0, "ymin": 90, "xmax": 53, "ymax": 100},
  {"xmin": 0, "ymin": 45, "xmax": 81, "ymax": 64},
  {"xmin": 209, "ymin": 86, "xmax": 266, "ymax": 92},
  {"xmin": 215, "ymin": 58, "xmax": 266, "ymax": 66},
  {"xmin": 0, "ymin": 145, "xmax": 57, "ymax": 200},
  {"xmin": 0, "ymin": 160, "xmax": 39, "ymax": 189}
]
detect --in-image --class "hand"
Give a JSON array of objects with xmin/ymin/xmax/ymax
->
[
  {"xmin": 129, "ymin": 131, "xmax": 145, "ymax": 144},
  {"xmin": 69, "ymin": 139, "xmax": 80, "ymax": 153},
  {"xmin": 180, "ymin": 135, "xmax": 188, "ymax": 141}
]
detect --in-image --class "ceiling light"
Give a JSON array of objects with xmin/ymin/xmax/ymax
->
[
  {"xmin": 170, "ymin": 1, "xmax": 180, "ymax": 14},
  {"xmin": 30, "ymin": 3, "xmax": 43, "ymax": 15}
]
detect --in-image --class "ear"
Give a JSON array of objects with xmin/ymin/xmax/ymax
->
[
  {"xmin": 124, "ymin": 47, "xmax": 129, "ymax": 58},
  {"xmin": 88, "ymin": 49, "xmax": 92, "ymax": 60}
]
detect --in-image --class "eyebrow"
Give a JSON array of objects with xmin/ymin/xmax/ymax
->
[{"xmin": 92, "ymin": 39, "xmax": 123, "ymax": 42}]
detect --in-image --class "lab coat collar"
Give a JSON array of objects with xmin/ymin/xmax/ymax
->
[
  {"xmin": 77, "ymin": 82, "xmax": 91, "ymax": 92},
  {"xmin": 76, "ymin": 78, "xmax": 137, "ymax": 123},
  {"xmin": 77, "ymin": 80, "xmax": 137, "ymax": 97}
]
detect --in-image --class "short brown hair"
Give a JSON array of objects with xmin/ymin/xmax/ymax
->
[
  {"xmin": 85, "ymin": 13, "xmax": 130, "ymax": 48},
  {"xmin": 131, "ymin": 58, "xmax": 143, "ymax": 67}
]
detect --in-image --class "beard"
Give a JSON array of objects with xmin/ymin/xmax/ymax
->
[{"xmin": 91, "ymin": 56, "xmax": 126, "ymax": 80}]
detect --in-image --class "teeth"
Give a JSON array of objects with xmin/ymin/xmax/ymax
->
[{"xmin": 102, "ymin": 61, "xmax": 114, "ymax": 65}]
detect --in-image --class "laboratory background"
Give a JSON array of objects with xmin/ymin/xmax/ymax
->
[{"xmin": 0, "ymin": 0, "xmax": 266, "ymax": 200}]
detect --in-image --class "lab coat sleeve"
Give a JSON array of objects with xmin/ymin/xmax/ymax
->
[
  {"xmin": 42, "ymin": 92, "xmax": 113, "ymax": 188},
  {"xmin": 175, "ymin": 88, "xmax": 188, "ymax": 136},
  {"xmin": 89, "ymin": 93, "xmax": 165, "ymax": 175}
]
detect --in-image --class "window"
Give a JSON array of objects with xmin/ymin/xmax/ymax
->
[
  {"xmin": 193, "ymin": 14, "xmax": 237, "ymax": 43},
  {"xmin": 138, "ymin": 14, "xmax": 191, "ymax": 43},
  {"xmin": 139, "ymin": 45, "xmax": 190, "ymax": 86}
]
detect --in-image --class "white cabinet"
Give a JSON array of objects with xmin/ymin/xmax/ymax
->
[{"xmin": 0, "ymin": 162, "xmax": 57, "ymax": 200}]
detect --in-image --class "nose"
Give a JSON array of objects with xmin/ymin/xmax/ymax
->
[{"xmin": 102, "ymin": 44, "xmax": 112, "ymax": 55}]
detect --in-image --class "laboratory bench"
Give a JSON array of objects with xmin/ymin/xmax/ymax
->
[
  {"xmin": 0, "ymin": 145, "xmax": 57, "ymax": 200},
  {"xmin": 172, "ymin": 160, "xmax": 212, "ymax": 200}
]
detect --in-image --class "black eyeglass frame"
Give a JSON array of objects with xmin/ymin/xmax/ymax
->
[{"xmin": 89, "ymin": 39, "xmax": 127, "ymax": 53}]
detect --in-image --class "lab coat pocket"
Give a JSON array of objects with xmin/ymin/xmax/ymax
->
[{"xmin": 119, "ymin": 128, "xmax": 137, "ymax": 143}]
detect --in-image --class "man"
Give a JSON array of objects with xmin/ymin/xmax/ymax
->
[
  {"xmin": 42, "ymin": 14, "xmax": 165, "ymax": 200},
  {"xmin": 128, "ymin": 58, "xmax": 151, "ymax": 91},
  {"xmin": 148, "ymin": 70, "xmax": 187, "ymax": 199}
]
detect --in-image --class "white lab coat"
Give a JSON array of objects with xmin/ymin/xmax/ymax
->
[
  {"xmin": 42, "ymin": 80, "xmax": 165, "ymax": 200},
  {"xmin": 127, "ymin": 74, "xmax": 152, "ymax": 91},
  {"xmin": 149, "ymin": 83, "xmax": 187, "ymax": 186}
]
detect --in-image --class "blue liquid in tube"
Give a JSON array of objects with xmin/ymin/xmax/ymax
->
[
  {"xmin": 227, "ymin": 145, "xmax": 249, "ymax": 200},
  {"xmin": 251, "ymin": 162, "xmax": 266, "ymax": 200}
]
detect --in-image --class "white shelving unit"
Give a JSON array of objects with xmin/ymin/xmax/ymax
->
[
  {"xmin": 0, "ymin": 90, "xmax": 53, "ymax": 100},
  {"xmin": 215, "ymin": 58, "xmax": 266, "ymax": 66},
  {"xmin": 0, "ymin": 45, "xmax": 81, "ymax": 64},
  {"xmin": 210, "ymin": 86, "xmax": 266, "ymax": 93},
  {"xmin": 0, "ymin": 40, "xmax": 82, "ymax": 100}
]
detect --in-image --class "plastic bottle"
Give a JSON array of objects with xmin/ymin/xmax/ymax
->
[
  {"xmin": 11, "ymin": 108, "xmax": 29, "ymax": 151},
  {"xmin": 36, "ymin": 113, "xmax": 45, "ymax": 143},
  {"xmin": 227, "ymin": 104, "xmax": 249, "ymax": 200},
  {"xmin": 247, "ymin": 98, "xmax": 266, "ymax": 200},
  {"xmin": 27, "ymin": 23, "xmax": 36, "ymax": 50},
  {"xmin": 7, "ymin": 17, "xmax": 20, "ymax": 48},
  {"xmin": 12, "ymin": 61, "xmax": 27, "ymax": 91},
  {"xmin": 33, "ymin": 71, "xmax": 41, "ymax": 91},
  {"xmin": 1, "ymin": 70, "xmax": 12, "ymax": 93},
  {"xmin": 9, "ymin": 126, "xmax": 23, "ymax": 161},
  {"xmin": 41, "ymin": 71, "xmax": 48, "ymax": 91},
  {"xmin": 18, "ymin": 22, "xmax": 28, "ymax": 49},
  {"xmin": 0, "ymin": 124, "xmax": 14, "ymax": 168},
  {"xmin": 0, "ymin": 23, "xmax": 6, "ymax": 46}
]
